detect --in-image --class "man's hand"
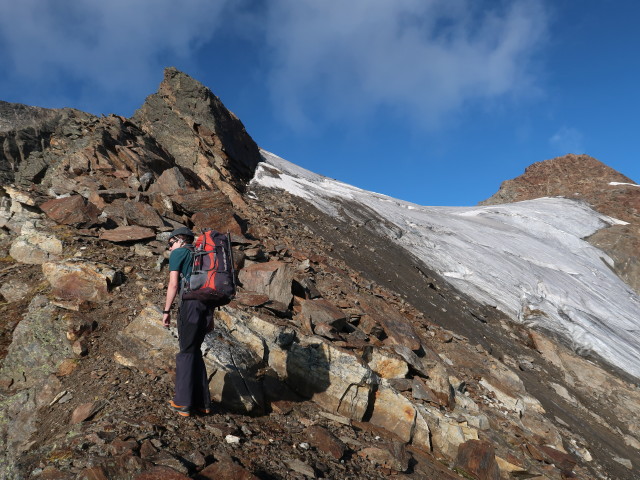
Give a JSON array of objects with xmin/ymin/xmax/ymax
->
[{"xmin": 162, "ymin": 312, "xmax": 171, "ymax": 328}]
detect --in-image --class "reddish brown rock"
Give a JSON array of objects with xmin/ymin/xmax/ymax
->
[
  {"xmin": 42, "ymin": 260, "xmax": 121, "ymax": 303},
  {"xmin": 196, "ymin": 459, "xmax": 259, "ymax": 480},
  {"xmin": 359, "ymin": 295, "xmax": 421, "ymax": 351},
  {"xmin": 107, "ymin": 437, "xmax": 139, "ymax": 456},
  {"xmin": 77, "ymin": 466, "xmax": 109, "ymax": 480},
  {"xmin": 88, "ymin": 189, "xmax": 130, "ymax": 209},
  {"xmin": 152, "ymin": 167, "xmax": 189, "ymax": 195},
  {"xmin": 358, "ymin": 445, "xmax": 408, "ymax": 472},
  {"xmin": 454, "ymin": 440, "xmax": 500, "ymax": 480},
  {"xmin": 139, "ymin": 440, "xmax": 158, "ymax": 459},
  {"xmin": 172, "ymin": 189, "xmax": 232, "ymax": 215},
  {"xmin": 36, "ymin": 467, "xmax": 68, "ymax": 479},
  {"xmin": 134, "ymin": 466, "xmax": 191, "ymax": 480},
  {"xmin": 235, "ymin": 292, "xmax": 270, "ymax": 307},
  {"xmin": 99, "ymin": 225, "xmax": 156, "ymax": 242},
  {"xmin": 526, "ymin": 444, "xmax": 577, "ymax": 473},
  {"xmin": 70, "ymin": 402, "xmax": 102, "ymax": 424},
  {"xmin": 191, "ymin": 209, "xmax": 243, "ymax": 235},
  {"xmin": 306, "ymin": 425, "xmax": 346, "ymax": 459},
  {"xmin": 313, "ymin": 321, "xmax": 340, "ymax": 340},
  {"xmin": 40, "ymin": 195, "xmax": 101, "ymax": 227},
  {"xmin": 300, "ymin": 298, "xmax": 347, "ymax": 330},
  {"xmin": 124, "ymin": 200, "xmax": 164, "ymax": 228},
  {"xmin": 238, "ymin": 261, "xmax": 294, "ymax": 306}
]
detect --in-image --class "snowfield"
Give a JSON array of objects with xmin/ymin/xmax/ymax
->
[{"xmin": 252, "ymin": 150, "xmax": 640, "ymax": 379}]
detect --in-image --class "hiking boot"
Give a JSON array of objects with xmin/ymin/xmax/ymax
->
[
  {"xmin": 196, "ymin": 406, "xmax": 211, "ymax": 415},
  {"xmin": 169, "ymin": 400, "xmax": 191, "ymax": 417}
]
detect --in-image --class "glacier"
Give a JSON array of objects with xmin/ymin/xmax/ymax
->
[{"xmin": 252, "ymin": 150, "xmax": 640, "ymax": 379}]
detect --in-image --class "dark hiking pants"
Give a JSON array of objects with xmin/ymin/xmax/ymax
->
[{"xmin": 174, "ymin": 299, "xmax": 213, "ymax": 409}]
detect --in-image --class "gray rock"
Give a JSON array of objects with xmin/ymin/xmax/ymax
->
[
  {"xmin": 0, "ymin": 279, "xmax": 30, "ymax": 303},
  {"xmin": 9, "ymin": 230, "xmax": 63, "ymax": 264}
]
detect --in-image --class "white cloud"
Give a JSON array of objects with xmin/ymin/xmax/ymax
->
[
  {"xmin": 0, "ymin": 0, "xmax": 548, "ymax": 126},
  {"xmin": 263, "ymin": 0, "xmax": 548, "ymax": 131},
  {"xmin": 549, "ymin": 126, "xmax": 585, "ymax": 154},
  {"xmin": 0, "ymin": 0, "xmax": 232, "ymax": 113}
]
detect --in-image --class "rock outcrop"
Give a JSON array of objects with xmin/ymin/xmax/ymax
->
[{"xmin": 132, "ymin": 67, "xmax": 262, "ymax": 204}]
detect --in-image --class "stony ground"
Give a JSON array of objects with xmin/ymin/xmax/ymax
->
[{"xmin": 0, "ymin": 231, "xmax": 461, "ymax": 480}]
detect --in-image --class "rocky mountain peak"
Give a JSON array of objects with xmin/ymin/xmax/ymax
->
[
  {"xmin": 480, "ymin": 153, "xmax": 640, "ymax": 295},
  {"xmin": 132, "ymin": 67, "xmax": 261, "ymax": 192},
  {"xmin": 480, "ymin": 153, "xmax": 637, "ymax": 221}
]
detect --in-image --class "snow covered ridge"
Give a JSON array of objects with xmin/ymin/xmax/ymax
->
[{"xmin": 252, "ymin": 150, "xmax": 640, "ymax": 379}]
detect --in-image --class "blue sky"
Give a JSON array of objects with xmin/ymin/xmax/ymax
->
[{"xmin": 1, "ymin": 0, "xmax": 638, "ymax": 206}]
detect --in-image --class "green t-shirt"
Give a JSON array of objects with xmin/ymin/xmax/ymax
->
[{"xmin": 168, "ymin": 247, "xmax": 193, "ymax": 281}]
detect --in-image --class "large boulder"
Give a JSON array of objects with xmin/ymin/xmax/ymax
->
[
  {"xmin": 454, "ymin": 440, "xmax": 501, "ymax": 480},
  {"xmin": 123, "ymin": 200, "xmax": 164, "ymax": 228},
  {"xmin": 0, "ymin": 296, "xmax": 71, "ymax": 389},
  {"xmin": 238, "ymin": 261, "xmax": 294, "ymax": 307},
  {"xmin": 39, "ymin": 195, "xmax": 101, "ymax": 227},
  {"xmin": 115, "ymin": 305, "xmax": 177, "ymax": 372},
  {"xmin": 42, "ymin": 259, "xmax": 123, "ymax": 303},
  {"xmin": 10, "ymin": 230, "xmax": 63, "ymax": 264}
]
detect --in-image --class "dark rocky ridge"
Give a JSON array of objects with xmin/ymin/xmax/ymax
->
[{"xmin": 0, "ymin": 69, "xmax": 637, "ymax": 479}]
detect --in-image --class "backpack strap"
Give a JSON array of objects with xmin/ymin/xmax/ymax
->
[{"xmin": 177, "ymin": 244, "xmax": 195, "ymax": 308}]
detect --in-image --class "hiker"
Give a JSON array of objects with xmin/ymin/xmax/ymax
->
[{"xmin": 162, "ymin": 227, "xmax": 212, "ymax": 417}]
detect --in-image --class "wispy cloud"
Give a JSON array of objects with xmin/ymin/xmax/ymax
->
[
  {"xmin": 549, "ymin": 126, "xmax": 585, "ymax": 155},
  {"xmin": 0, "ymin": 0, "xmax": 548, "ymax": 127},
  {"xmin": 0, "ymin": 0, "xmax": 232, "ymax": 114},
  {"xmin": 262, "ymin": 0, "xmax": 548, "ymax": 131}
]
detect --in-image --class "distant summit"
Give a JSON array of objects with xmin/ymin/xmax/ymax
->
[
  {"xmin": 480, "ymin": 153, "xmax": 640, "ymax": 294},
  {"xmin": 480, "ymin": 153, "xmax": 638, "ymax": 222}
]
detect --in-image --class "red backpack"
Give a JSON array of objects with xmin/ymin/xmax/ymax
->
[{"xmin": 182, "ymin": 229, "xmax": 236, "ymax": 306}]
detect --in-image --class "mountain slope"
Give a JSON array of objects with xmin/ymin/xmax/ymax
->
[
  {"xmin": 0, "ymin": 68, "xmax": 638, "ymax": 480},
  {"xmin": 253, "ymin": 151, "xmax": 640, "ymax": 380}
]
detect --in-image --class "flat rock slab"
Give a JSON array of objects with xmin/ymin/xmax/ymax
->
[
  {"xmin": 70, "ymin": 401, "xmax": 103, "ymax": 424},
  {"xmin": 234, "ymin": 292, "xmax": 270, "ymax": 307},
  {"xmin": 10, "ymin": 231, "xmax": 63, "ymax": 264},
  {"xmin": 99, "ymin": 225, "xmax": 156, "ymax": 242},
  {"xmin": 238, "ymin": 261, "xmax": 294, "ymax": 306},
  {"xmin": 306, "ymin": 425, "xmax": 346, "ymax": 459},
  {"xmin": 124, "ymin": 200, "xmax": 164, "ymax": 228},
  {"xmin": 40, "ymin": 195, "xmax": 101, "ymax": 227},
  {"xmin": 197, "ymin": 459, "xmax": 260, "ymax": 480},
  {"xmin": 133, "ymin": 466, "xmax": 191, "ymax": 480}
]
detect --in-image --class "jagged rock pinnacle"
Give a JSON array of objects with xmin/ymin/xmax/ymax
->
[{"xmin": 132, "ymin": 67, "xmax": 262, "ymax": 189}]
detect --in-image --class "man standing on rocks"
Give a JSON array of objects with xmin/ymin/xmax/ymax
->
[{"xmin": 162, "ymin": 227, "xmax": 212, "ymax": 417}]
